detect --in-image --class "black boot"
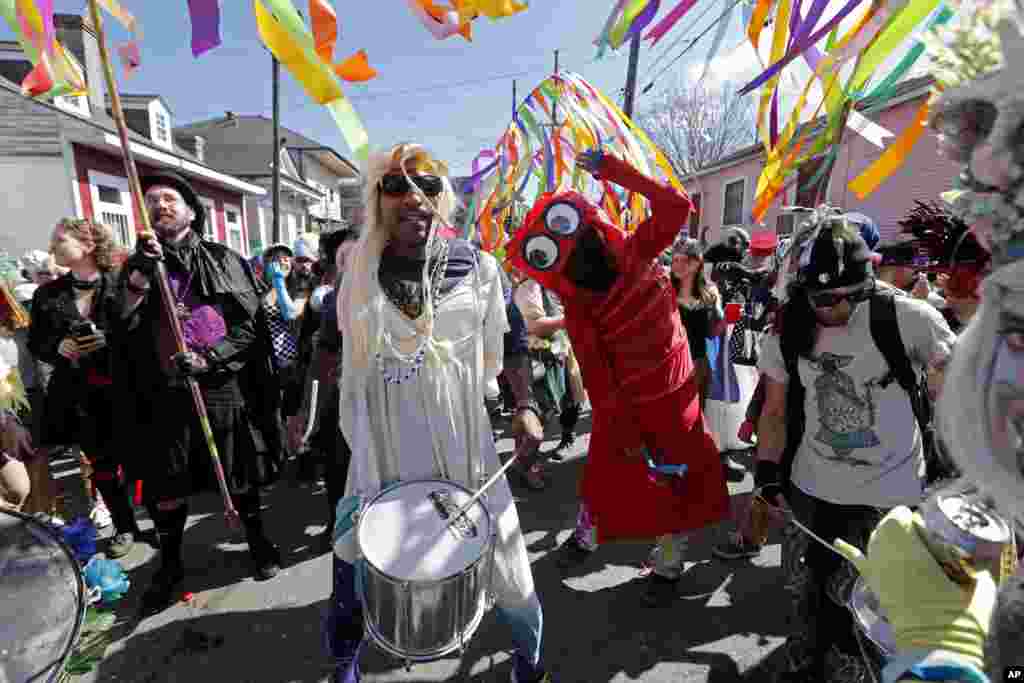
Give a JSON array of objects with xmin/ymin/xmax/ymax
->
[
  {"xmin": 238, "ymin": 493, "xmax": 281, "ymax": 580},
  {"xmin": 140, "ymin": 503, "xmax": 188, "ymax": 614}
]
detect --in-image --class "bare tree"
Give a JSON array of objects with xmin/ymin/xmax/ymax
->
[{"xmin": 637, "ymin": 77, "xmax": 757, "ymax": 176}]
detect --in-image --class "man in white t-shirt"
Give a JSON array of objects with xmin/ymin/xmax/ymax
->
[{"xmin": 753, "ymin": 218, "xmax": 955, "ymax": 683}]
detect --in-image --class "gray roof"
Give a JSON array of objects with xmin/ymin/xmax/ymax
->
[
  {"xmin": 0, "ymin": 77, "xmax": 261, "ymax": 194},
  {"xmin": 175, "ymin": 114, "xmax": 359, "ymax": 177}
]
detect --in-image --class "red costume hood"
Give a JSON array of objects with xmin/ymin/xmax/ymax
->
[{"xmin": 507, "ymin": 190, "xmax": 627, "ymax": 303}]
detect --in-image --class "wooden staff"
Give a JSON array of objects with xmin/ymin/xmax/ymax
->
[{"xmin": 86, "ymin": 0, "xmax": 239, "ymax": 527}]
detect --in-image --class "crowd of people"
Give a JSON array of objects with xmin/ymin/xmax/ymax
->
[{"xmin": 1, "ymin": 39, "xmax": 1023, "ymax": 683}]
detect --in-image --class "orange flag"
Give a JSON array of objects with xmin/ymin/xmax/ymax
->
[{"xmin": 335, "ymin": 49, "xmax": 377, "ymax": 82}]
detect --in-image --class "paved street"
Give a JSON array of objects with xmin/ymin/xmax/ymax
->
[{"xmin": 71, "ymin": 412, "xmax": 790, "ymax": 683}]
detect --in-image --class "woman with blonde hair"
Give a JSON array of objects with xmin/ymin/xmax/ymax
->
[
  {"xmin": 28, "ymin": 218, "xmax": 140, "ymax": 556},
  {"xmin": 328, "ymin": 143, "xmax": 552, "ymax": 683}
]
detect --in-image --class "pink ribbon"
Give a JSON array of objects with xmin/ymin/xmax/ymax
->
[{"xmin": 644, "ymin": 0, "xmax": 698, "ymax": 46}]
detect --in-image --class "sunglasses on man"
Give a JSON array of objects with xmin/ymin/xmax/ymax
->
[
  {"xmin": 378, "ymin": 174, "xmax": 444, "ymax": 198},
  {"xmin": 807, "ymin": 285, "xmax": 872, "ymax": 308}
]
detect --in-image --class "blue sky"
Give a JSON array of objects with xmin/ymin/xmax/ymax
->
[{"xmin": 1, "ymin": 1, "xmax": 750, "ymax": 175}]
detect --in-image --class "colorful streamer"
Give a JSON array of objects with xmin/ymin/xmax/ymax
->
[
  {"xmin": 466, "ymin": 72, "xmax": 682, "ymax": 251},
  {"xmin": 644, "ymin": 0, "xmax": 698, "ymax": 45},
  {"xmin": 253, "ymin": 0, "xmax": 369, "ymax": 161},
  {"xmin": 408, "ymin": 0, "xmax": 525, "ymax": 41},
  {"xmin": 188, "ymin": 0, "xmax": 222, "ymax": 57},
  {"xmin": 848, "ymin": 98, "xmax": 931, "ymax": 199}
]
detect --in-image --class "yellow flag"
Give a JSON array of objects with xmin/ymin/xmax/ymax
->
[{"xmin": 254, "ymin": 0, "xmax": 342, "ymax": 104}]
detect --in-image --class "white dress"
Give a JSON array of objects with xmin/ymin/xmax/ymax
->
[{"xmin": 335, "ymin": 250, "xmax": 536, "ymax": 608}]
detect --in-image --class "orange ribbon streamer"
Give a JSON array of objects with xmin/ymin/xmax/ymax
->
[{"xmin": 848, "ymin": 97, "xmax": 931, "ymax": 199}]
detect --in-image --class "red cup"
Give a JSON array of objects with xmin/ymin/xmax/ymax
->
[{"xmin": 725, "ymin": 302, "xmax": 743, "ymax": 324}]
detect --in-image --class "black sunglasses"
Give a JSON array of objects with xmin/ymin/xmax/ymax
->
[
  {"xmin": 378, "ymin": 174, "xmax": 444, "ymax": 198},
  {"xmin": 808, "ymin": 286, "xmax": 871, "ymax": 308}
]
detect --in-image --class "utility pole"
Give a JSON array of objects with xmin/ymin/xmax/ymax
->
[
  {"xmin": 272, "ymin": 55, "xmax": 281, "ymax": 244},
  {"xmin": 623, "ymin": 32, "xmax": 642, "ymax": 119},
  {"xmin": 512, "ymin": 79, "xmax": 517, "ymax": 121},
  {"xmin": 551, "ymin": 49, "xmax": 560, "ymax": 126}
]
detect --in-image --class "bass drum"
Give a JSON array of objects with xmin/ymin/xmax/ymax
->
[{"xmin": 0, "ymin": 509, "xmax": 88, "ymax": 683}]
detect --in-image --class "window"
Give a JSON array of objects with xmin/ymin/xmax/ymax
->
[
  {"xmin": 224, "ymin": 204, "xmax": 245, "ymax": 256},
  {"xmin": 97, "ymin": 185, "xmax": 122, "ymax": 204},
  {"xmin": 89, "ymin": 171, "xmax": 134, "ymax": 248},
  {"xmin": 722, "ymin": 179, "xmax": 746, "ymax": 226},
  {"xmin": 153, "ymin": 110, "xmax": 169, "ymax": 143},
  {"xmin": 198, "ymin": 198, "xmax": 216, "ymax": 241},
  {"xmin": 688, "ymin": 193, "xmax": 701, "ymax": 235}
]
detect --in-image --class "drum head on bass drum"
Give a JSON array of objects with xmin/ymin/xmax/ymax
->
[
  {"xmin": 0, "ymin": 510, "xmax": 87, "ymax": 683},
  {"xmin": 358, "ymin": 480, "xmax": 492, "ymax": 583}
]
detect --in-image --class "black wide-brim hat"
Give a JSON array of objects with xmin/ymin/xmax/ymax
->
[{"xmin": 140, "ymin": 170, "xmax": 205, "ymax": 233}]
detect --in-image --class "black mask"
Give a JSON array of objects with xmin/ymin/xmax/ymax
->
[{"xmin": 564, "ymin": 227, "xmax": 618, "ymax": 292}]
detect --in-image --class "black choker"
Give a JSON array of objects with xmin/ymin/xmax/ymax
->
[{"xmin": 71, "ymin": 278, "xmax": 100, "ymax": 291}]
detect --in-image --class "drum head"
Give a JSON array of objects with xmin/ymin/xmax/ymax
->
[
  {"xmin": 358, "ymin": 480, "xmax": 492, "ymax": 583},
  {"xmin": 849, "ymin": 577, "xmax": 896, "ymax": 656},
  {"xmin": 0, "ymin": 510, "xmax": 86, "ymax": 683}
]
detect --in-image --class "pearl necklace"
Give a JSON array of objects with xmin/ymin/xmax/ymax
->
[{"xmin": 378, "ymin": 239, "xmax": 450, "ymax": 385}]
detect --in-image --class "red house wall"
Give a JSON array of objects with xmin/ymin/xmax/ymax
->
[{"xmin": 72, "ymin": 143, "xmax": 248, "ymax": 249}]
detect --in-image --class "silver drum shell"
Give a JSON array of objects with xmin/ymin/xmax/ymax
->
[{"xmin": 356, "ymin": 480, "xmax": 496, "ymax": 662}]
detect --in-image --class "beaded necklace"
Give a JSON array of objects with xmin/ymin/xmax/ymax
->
[{"xmin": 378, "ymin": 238, "xmax": 450, "ymax": 385}]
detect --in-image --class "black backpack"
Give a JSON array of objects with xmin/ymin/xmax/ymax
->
[{"xmin": 779, "ymin": 290, "xmax": 956, "ymax": 490}]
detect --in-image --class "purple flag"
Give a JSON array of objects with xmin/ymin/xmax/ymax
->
[
  {"xmin": 738, "ymin": 0, "xmax": 865, "ymax": 95},
  {"xmin": 188, "ymin": 0, "xmax": 221, "ymax": 58}
]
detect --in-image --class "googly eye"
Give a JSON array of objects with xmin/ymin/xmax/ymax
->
[
  {"xmin": 544, "ymin": 202, "xmax": 581, "ymax": 236},
  {"xmin": 523, "ymin": 235, "xmax": 559, "ymax": 271}
]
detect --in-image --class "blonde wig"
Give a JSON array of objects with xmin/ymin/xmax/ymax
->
[
  {"xmin": 338, "ymin": 142, "xmax": 460, "ymax": 393},
  {"xmin": 938, "ymin": 258, "xmax": 1024, "ymax": 522}
]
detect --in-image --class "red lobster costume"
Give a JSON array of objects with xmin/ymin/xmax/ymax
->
[{"xmin": 508, "ymin": 153, "xmax": 728, "ymax": 541}]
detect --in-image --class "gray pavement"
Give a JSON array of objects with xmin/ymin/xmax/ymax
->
[{"xmin": 71, "ymin": 413, "xmax": 790, "ymax": 683}]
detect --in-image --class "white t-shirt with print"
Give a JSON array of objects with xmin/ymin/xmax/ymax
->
[{"xmin": 759, "ymin": 294, "xmax": 956, "ymax": 508}]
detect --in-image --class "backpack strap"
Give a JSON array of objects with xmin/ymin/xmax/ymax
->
[
  {"xmin": 868, "ymin": 290, "xmax": 932, "ymax": 429},
  {"xmin": 869, "ymin": 291, "xmax": 909, "ymax": 389}
]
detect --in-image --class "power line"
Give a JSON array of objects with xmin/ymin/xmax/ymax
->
[
  {"xmin": 640, "ymin": 0, "xmax": 747, "ymax": 96},
  {"xmin": 345, "ymin": 65, "xmax": 551, "ymax": 101},
  {"xmin": 640, "ymin": 0, "xmax": 724, "ymax": 82}
]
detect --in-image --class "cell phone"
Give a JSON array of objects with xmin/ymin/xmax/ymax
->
[{"xmin": 71, "ymin": 320, "xmax": 97, "ymax": 339}]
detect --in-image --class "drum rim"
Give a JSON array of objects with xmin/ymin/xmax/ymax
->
[
  {"xmin": 1, "ymin": 509, "xmax": 89, "ymax": 683},
  {"xmin": 356, "ymin": 478, "xmax": 495, "ymax": 584},
  {"xmin": 848, "ymin": 576, "xmax": 896, "ymax": 656}
]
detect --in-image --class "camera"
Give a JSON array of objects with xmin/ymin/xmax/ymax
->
[{"xmin": 70, "ymin": 320, "xmax": 97, "ymax": 339}]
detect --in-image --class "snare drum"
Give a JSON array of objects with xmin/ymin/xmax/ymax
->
[
  {"xmin": 0, "ymin": 509, "xmax": 88, "ymax": 683},
  {"xmin": 849, "ymin": 576, "xmax": 896, "ymax": 658},
  {"xmin": 356, "ymin": 479, "xmax": 495, "ymax": 663}
]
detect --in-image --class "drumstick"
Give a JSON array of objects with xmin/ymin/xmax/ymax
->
[
  {"xmin": 301, "ymin": 380, "xmax": 320, "ymax": 445},
  {"xmin": 444, "ymin": 451, "xmax": 523, "ymax": 530},
  {"xmin": 755, "ymin": 494, "xmax": 857, "ymax": 561}
]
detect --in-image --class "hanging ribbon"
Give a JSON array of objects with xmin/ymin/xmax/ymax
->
[
  {"xmin": 595, "ymin": 0, "xmax": 629, "ymax": 56},
  {"xmin": 187, "ymin": 0, "xmax": 221, "ymax": 57},
  {"xmin": 644, "ymin": 0, "xmax": 698, "ymax": 45},
  {"xmin": 608, "ymin": 0, "xmax": 656, "ymax": 50},
  {"xmin": 254, "ymin": 0, "xmax": 369, "ymax": 162},
  {"xmin": 738, "ymin": 0, "xmax": 865, "ymax": 95},
  {"xmin": 407, "ymin": 0, "xmax": 471, "ymax": 40},
  {"xmin": 848, "ymin": 98, "xmax": 931, "ymax": 199}
]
